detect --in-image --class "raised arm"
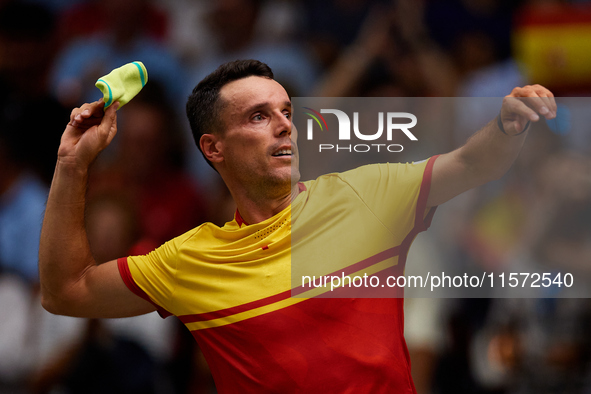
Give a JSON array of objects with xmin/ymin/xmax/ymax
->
[
  {"xmin": 39, "ymin": 100, "xmax": 156, "ymax": 318},
  {"xmin": 427, "ymin": 85, "xmax": 557, "ymax": 207}
]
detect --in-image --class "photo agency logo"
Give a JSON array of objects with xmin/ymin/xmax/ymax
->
[{"xmin": 303, "ymin": 107, "xmax": 418, "ymax": 153}]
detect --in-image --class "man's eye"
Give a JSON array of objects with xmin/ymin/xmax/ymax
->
[
  {"xmin": 253, "ymin": 114, "xmax": 262, "ymax": 121},
  {"xmin": 284, "ymin": 113, "xmax": 291, "ymax": 119}
]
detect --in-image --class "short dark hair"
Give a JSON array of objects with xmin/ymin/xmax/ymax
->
[{"xmin": 186, "ymin": 59, "xmax": 274, "ymax": 169}]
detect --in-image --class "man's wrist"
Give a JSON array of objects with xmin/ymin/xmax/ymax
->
[
  {"xmin": 496, "ymin": 113, "xmax": 530, "ymax": 136},
  {"xmin": 56, "ymin": 157, "xmax": 90, "ymax": 174}
]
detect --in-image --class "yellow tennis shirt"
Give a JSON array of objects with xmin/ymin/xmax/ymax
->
[{"xmin": 118, "ymin": 156, "xmax": 438, "ymax": 393}]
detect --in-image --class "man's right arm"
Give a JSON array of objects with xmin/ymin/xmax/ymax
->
[{"xmin": 39, "ymin": 100, "xmax": 156, "ymax": 318}]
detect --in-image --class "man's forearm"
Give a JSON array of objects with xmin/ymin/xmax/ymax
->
[
  {"xmin": 457, "ymin": 116, "xmax": 528, "ymax": 185},
  {"xmin": 39, "ymin": 160, "xmax": 95, "ymax": 310}
]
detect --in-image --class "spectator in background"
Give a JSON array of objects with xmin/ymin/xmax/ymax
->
[
  {"xmin": 0, "ymin": 7, "xmax": 78, "ymax": 390},
  {"xmin": 0, "ymin": 1, "xmax": 69, "ymax": 184},
  {"xmin": 473, "ymin": 175, "xmax": 591, "ymax": 393},
  {"xmin": 0, "ymin": 122, "xmax": 46, "ymax": 284},
  {"xmin": 0, "ymin": 82, "xmax": 60, "ymax": 283},
  {"xmin": 190, "ymin": 0, "xmax": 318, "ymax": 97},
  {"xmin": 404, "ymin": 232, "xmax": 449, "ymax": 394},
  {"xmin": 424, "ymin": 0, "xmax": 514, "ymax": 76},
  {"xmin": 314, "ymin": 0, "xmax": 457, "ymax": 98},
  {"xmin": 17, "ymin": 0, "xmax": 88, "ymax": 13},
  {"xmin": 0, "ymin": 1, "xmax": 59, "ymax": 100},
  {"xmin": 0, "ymin": 101, "xmax": 53, "ymax": 389},
  {"xmin": 86, "ymin": 194, "xmax": 140, "ymax": 264},
  {"xmin": 56, "ymin": 0, "xmax": 168, "ymax": 46},
  {"xmin": 301, "ymin": 0, "xmax": 377, "ymax": 70},
  {"xmin": 50, "ymin": 0, "xmax": 187, "ymax": 112}
]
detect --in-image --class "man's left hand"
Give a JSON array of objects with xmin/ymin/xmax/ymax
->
[{"xmin": 500, "ymin": 84, "xmax": 557, "ymax": 135}]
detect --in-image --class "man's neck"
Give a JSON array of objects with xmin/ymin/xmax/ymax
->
[{"xmin": 234, "ymin": 182, "xmax": 300, "ymax": 225}]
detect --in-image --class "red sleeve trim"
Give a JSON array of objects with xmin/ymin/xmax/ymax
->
[
  {"xmin": 117, "ymin": 257, "xmax": 172, "ymax": 318},
  {"xmin": 397, "ymin": 155, "xmax": 440, "ymax": 270},
  {"xmin": 414, "ymin": 155, "xmax": 439, "ymax": 231}
]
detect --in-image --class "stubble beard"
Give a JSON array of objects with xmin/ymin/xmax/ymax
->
[{"xmin": 251, "ymin": 169, "xmax": 293, "ymax": 201}]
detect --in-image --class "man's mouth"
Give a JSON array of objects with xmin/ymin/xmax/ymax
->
[{"xmin": 272, "ymin": 149, "xmax": 292, "ymax": 157}]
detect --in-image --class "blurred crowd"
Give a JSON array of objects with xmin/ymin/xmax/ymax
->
[{"xmin": 0, "ymin": 0, "xmax": 590, "ymax": 393}]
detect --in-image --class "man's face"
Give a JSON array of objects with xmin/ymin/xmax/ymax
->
[{"xmin": 215, "ymin": 76, "xmax": 300, "ymax": 194}]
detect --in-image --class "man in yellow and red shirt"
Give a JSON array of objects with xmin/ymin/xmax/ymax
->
[{"xmin": 40, "ymin": 60, "xmax": 556, "ymax": 393}]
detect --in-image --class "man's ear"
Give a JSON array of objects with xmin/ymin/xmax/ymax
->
[{"xmin": 200, "ymin": 134, "xmax": 224, "ymax": 164}]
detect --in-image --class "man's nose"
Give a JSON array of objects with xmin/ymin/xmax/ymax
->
[{"xmin": 276, "ymin": 113, "xmax": 291, "ymax": 136}]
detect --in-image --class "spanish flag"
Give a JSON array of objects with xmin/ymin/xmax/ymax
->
[{"xmin": 514, "ymin": 4, "xmax": 591, "ymax": 93}]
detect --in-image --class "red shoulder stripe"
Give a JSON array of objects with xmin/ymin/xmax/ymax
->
[{"xmin": 117, "ymin": 257, "xmax": 172, "ymax": 318}]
